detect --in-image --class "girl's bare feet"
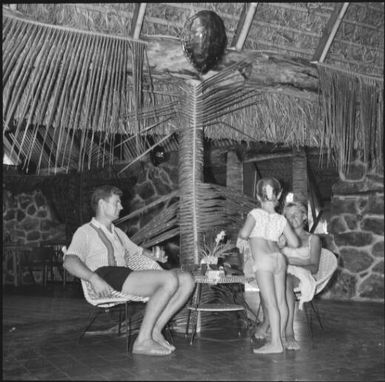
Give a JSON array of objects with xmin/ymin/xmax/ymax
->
[
  {"xmin": 132, "ymin": 338, "xmax": 172, "ymax": 356},
  {"xmin": 254, "ymin": 324, "xmax": 269, "ymax": 340},
  {"xmin": 253, "ymin": 341, "xmax": 284, "ymax": 354},
  {"xmin": 285, "ymin": 336, "xmax": 300, "ymax": 350}
]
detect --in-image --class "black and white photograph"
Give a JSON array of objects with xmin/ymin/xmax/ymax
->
[{"xmin": 2, "ymin": 3, "xmax": 384, "ymax": 381}]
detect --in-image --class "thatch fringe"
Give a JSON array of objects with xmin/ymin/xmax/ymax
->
[
  {"xmin": 317, "ymin": 64, "xmax": 383, "ymax": 174},
  {"xmin": 2, "ymin": 13, "xmax": 165, "ymax": 173},
  {"xmin": 203, "ymin": 90, "xmax": 321, "ymax": 147}
]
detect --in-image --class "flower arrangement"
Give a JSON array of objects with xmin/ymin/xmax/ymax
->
[{"xmin": 200, "ymin": 230, "xmax": 235, "ymax": 266}]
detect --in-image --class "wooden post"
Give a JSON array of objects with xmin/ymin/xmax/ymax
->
[
  {"xmin": 178, "ymin": 81, "xmax": 204, "ymax": 269},
  {"xmin": 292, "ymin": 147, "xmax": 308, "ymax": 206}
]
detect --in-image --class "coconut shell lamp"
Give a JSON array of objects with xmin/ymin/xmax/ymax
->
[{"xmin": 181, "ymin": 10, "xmax": 227, "ymax": 74}]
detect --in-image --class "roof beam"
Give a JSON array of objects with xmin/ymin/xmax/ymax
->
[
  {"xmin": 130, "ymin": 3, "xmax": 147, "ymax": 39},
  {"xmin": 312, "ymin": 3, "xmax": 350, "ymax": 63},
  {"xmin": 231, "ymin": 3, "xmax": 247, "ymax": 47},
  {"xmin": 231, "ymin": 3, "xmax": 259, "ymax": 51}
]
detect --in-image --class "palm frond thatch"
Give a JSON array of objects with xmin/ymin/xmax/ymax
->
[
  {"xmin": 2, "ymin": 12, "xmax": 159, "ymax": 173},
  {"xmin": 318, "ymin": 64, "xmax": 384, "ymax": 174}
]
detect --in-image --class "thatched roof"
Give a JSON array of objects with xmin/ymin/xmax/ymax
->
[{"xmin": 2, "ymin": 3, "xmax": 384, "ymax": 174}]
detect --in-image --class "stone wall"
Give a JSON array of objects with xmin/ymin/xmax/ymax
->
[
  {"xmin": 3, "ymin": 189, "xmax": 66, "ymax": 245},
  {"xmin": 120, "ymin": 152, "xmax": 179, "ymax": 239},
  {"xmin": 326, "ymin": 160, "xmax": 384, "ymax": 302}
]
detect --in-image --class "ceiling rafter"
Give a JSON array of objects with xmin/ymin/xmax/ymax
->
[
  {"xmin": 230, "ymin": 3, "xmax": 247, "ymax": 47},
  {"xmin": 130, "ymin": 3, "xmax": 147, "ymax": 39},
  {"xmin": 231, "ymin": 3, "xmax": 259, "ymax": 51},
  {"xmin": 312, "ymin": 2, "xmax": 350, "ymax": 63}
]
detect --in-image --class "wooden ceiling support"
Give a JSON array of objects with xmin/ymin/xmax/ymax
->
[
  {"xmin": 130, "ymin": 3, "xmax": 147, "ymax": 39},
  {"xmin": 312, "ymin": 3, "xmax": 350, "ymax": 63},
  {"xmin": 231, "ymin": 3, "xmax": 259, "ymax": 51},
  {"xmin": 230, "ymin": 3, "xmax": 247, "ymax": 48}
]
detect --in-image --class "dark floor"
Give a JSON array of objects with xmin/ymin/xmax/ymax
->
[{"xmin": 2, "ymin": 282, "xmax": 384, "ymax": 381}]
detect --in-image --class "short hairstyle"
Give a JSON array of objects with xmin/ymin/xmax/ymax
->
[
  {"xmin": 256, "ymin": 177, "xmax": 282, "ymax": 202},
  {"xmin": 283, "ymin": 201, "xmax": 307, "ymax": 217},
  {"xmin": 90, "ymin": 185, "xmax": 122, "ymax": 214}
]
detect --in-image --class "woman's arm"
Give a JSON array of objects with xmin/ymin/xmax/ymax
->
[
  {"xmin": 282, "ymin": 221, "xmax": 300, "ymax": 248},
  {"xmin": 285, "ymin": 234, "xmax": 321, "ymax": 274}
]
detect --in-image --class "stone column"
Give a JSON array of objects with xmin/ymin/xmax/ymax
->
[{"xmin": 328, "ymin": 159, "xmax": 384, "ymax": 301}]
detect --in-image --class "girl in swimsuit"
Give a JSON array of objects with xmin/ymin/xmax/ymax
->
[
  {"xmin": 254, "ymin": 201, "xmax": 322, "ymax": 351},
  {"xmin": 237, "ymin": 177, "xmax": 299, "ymax": 354}
]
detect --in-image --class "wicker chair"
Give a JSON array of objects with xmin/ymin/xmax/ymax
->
[
  {"xmin": 62, "ymin": 246, "xmax": 168, "ymax": 352},
  {"xmin": 294, "ymin": 248, "xmax": 338, "ymax": 332}
]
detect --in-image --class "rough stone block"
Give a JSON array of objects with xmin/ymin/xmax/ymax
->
[
  {"xmin": 19, "ymin": 194, "xmax": 32, "ymax": 209},
  {"xmin": 153, "ymin": 179, "xmax": 171, "ymax": 195},
  {"xmin": 20, "ymin": 217, "xmax": 39, "ymax": 231},
  {"xmin": 27, "ymin": 205, "xmax": 36, "ymax": 216},
  {"xmin": 3, "ymin": 209, "xmax": 15, "ymax": 221},
  {"xmin": 137, "ymin": 181, "xmax": 155, "ymax": 200},
  {"xmin": 356, "ymin": 197, "xmax": 369, "ymax": 213},
  {"xmin": 26, "ymin": 231, "xmax": 41, "ymax": 241},
  {"xmin": 358, "ymin": 274, "xmax": 384, "ymax": 299},
  {"xmin": 329, "ymin": 216, "xmax": 347, "ymax": 234},
  {"xmin": 360, "ymin": 217, "xmax": 384, "ymax": 236},
  {"xmin": 366, "ymin": 194, "xmax": 384, "ymax": 215},
  {"xmin": 334, "ymin": 231, "xmax": 374, "ymax": 247},
  {"xmin": 366, "ymin": 173, "xmax": 384, "ymax": 189},
  {"xmin": 332, "ymin": 180, "xmax": 366, "ymax": 195},
  {"xmin": 36, "ymin": 210, "xmax": 47, "ymax": 218},
  {"xmin": 40, "ymin": 220, "xmax": 51, "ymax": 232},
  {"xmin": 34, "ymin": 192, "xmax": 46, "ymax": 207},
  {"xmin": 372, "ymin": 241, "xmax": 384, "ymax": 257},
  {"xmin": 17, "ymin": 210, "xmax": 26, "ymax": 221},
  {"xmin": 331, "ymin": 197, "xmax": 357, "ymax": 214},
  {"xmin": 340, "ymin": 248, "xmax": 373, "ymax": 273},
  {"xmin": 372, "ymin": 260, "xmax": 384, "ymax": 274},
  {"xmin": 344, "ymin": 214, "xmax": 359, "ymax": 230},
  {"xmin": 343, "ymin": 162, "xmax": 367, "ymax": 181},
  {"xmin": 330, "ymin": 270, "xmax": 357, "ymax": 299}
]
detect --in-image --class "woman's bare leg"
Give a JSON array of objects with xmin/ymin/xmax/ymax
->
[{"xmin": 253, "ymin": 270, "xmax": 283, "ymax": 354}]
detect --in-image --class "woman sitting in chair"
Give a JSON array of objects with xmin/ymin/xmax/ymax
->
[{"xmin": 254, "ymin": 201, "xmax": 321, "ymax": 351}]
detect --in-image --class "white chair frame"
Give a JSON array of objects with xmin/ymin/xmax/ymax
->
[
  {"xmin": 294, "ymin": 248, "xmax": 338, "ymax": 332},
  {"xmin": 63, "ymin": 246, "xmax": 167, "ymax": 352}
]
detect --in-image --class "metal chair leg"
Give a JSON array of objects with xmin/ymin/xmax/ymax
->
[
  {"xmin": 164, "ymin": 324, "xmax": 174, "ymax": 345},
  {"xmin": 185, "ymin": 309, "xmax": 192, "ymax": 338},
  {"xmin": 118, "ymin": 306, "xmax": 123, "ymax": 335},
  {"xmin": 79, "ymin": 309, "xmax": 102, "ymax": 342},
  {"xmin": 303, "ymin": 302, "xmax": 313, "ymax": 337},
  {"xmin": 310, "ymin": 300, "xmax": 324, "ymax": 330},
  {"xmin": 189, "ymin": 310, "xmax": 199, "ymax": 345}
]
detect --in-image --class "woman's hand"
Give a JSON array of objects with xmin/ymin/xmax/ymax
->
[
  {"xmin": 278, "ymin": 234, "xmax": 287, "ymax": 249},
  {"xmin": 153, "ymin": 246, "xmax": 168, "ymax": 263},
  {"xmin": 236, "ymin": 237, "xmax": 248, "ymax": 253}
]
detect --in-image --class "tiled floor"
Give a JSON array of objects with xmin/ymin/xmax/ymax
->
[{"xmin": 2, "ymin": 282, "xmax": 384, "ymax": 381}]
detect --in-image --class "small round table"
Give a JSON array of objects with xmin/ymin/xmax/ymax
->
[{"xmin": 185, "ymin": 274, "xmax": 257, "ymax": 344}]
